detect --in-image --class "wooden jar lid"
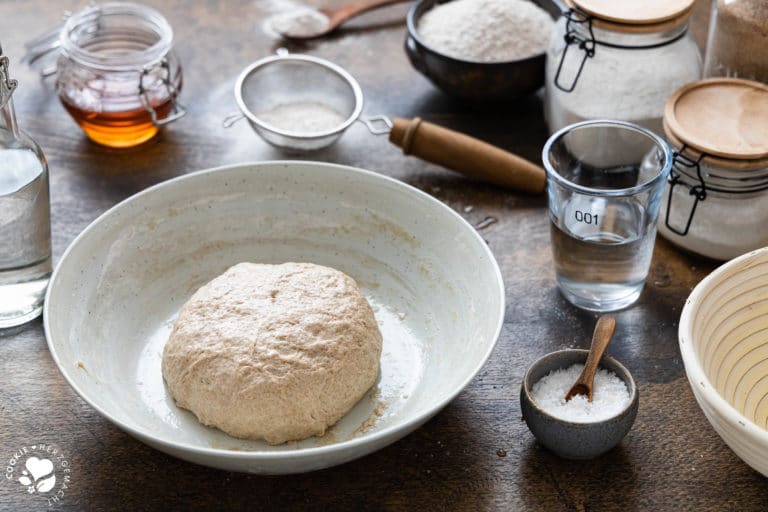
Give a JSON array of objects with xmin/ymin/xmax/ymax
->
[
  {"xmin": 571, "ymin": 0, "xmax": 695, "ymax": 25},
  {"xmin": 564, "ymin": 0, "xmax": 694, "ymax": 33},
  {"xmin": 664, "ymin": 78, "xmax": 768, "ymax": 162}
]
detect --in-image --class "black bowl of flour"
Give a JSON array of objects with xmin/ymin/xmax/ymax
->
[{"xmin": 405, "ymin": 0, "xmax": 562, "ymax": 101}]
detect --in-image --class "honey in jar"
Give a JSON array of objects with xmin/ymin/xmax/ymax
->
[{"xmin": 55, "ymin": 2, "xmax": 184, "ymax": 148}]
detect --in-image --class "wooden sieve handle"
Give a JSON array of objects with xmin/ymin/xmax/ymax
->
[{"xmin": 389, "ymin": 117, "xmax": 546, "ymax": 194}]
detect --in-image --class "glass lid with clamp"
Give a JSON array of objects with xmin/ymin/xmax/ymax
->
[
  {"xmin": 545, "ymin": 0, "xmax": 701, "ymax": 136},
  {"xmin": 658, "ymin": 78, "xmax": 768, "ymax": 261}
]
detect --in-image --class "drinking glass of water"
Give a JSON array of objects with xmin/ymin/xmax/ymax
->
[{"xmin": 543, "ymin": 120, "xmax": 672, "ymax": 312}]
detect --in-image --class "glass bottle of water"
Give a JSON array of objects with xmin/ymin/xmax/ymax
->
[{"xmin": 0, "ymin": 45, "xmax": 51, "ymax": 328}]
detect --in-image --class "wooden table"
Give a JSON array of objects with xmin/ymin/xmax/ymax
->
[{"xmin": 1, "ymin": 1, "xmax": 766, "ymax": 510}]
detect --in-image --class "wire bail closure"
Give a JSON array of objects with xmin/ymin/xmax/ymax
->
[
  {"xmin": 139, "ymin": 58, "xmax": 186, "ymax": 126},
  {"xmin": 553, "ymin": 8, "xmax": 691, "ymax": 93},
  {"xmin": 0, "ymin": 45, "xmax": 18, "ymax": 110},
  {"xmin": 553, "ymin": 9, "xmax": 596, "ymax": 93},
  {"xmin": 664, "ymin": 145, "xmax": 708, "ymax": 236}
]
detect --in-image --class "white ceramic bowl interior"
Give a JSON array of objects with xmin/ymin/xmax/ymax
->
[
  {"xmin": 680, "ymin": 247, "xmax": 768, "ymax": 477},
  {"xmin": 44, "ymin": 161, "xmax": 504, "ymax": 474}
]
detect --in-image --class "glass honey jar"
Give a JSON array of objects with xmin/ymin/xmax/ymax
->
[{"xmin": 55, "ymin": 2, "xmax": 185, "ymax": 148}]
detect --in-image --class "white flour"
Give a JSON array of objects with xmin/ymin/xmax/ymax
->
[
  {"xmin": 257, "ymin": 101, "xmax": 347, "ymax": 134},
  {"xmin": 269, "ymin": 8, "xmax": 330, "ymax": 38},
  {"xmin": 416, "ymin": 0, "xmax": 553, "ymax": 62}
]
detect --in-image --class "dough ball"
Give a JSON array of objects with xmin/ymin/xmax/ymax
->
[{"xmin": 162, "ymin": 262, "xmax": 382, "ymax": 444}]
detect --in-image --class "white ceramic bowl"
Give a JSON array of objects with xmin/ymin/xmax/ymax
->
[
  {"xmin": 44, "ymin": 161, "xmax": 504, "ymax": 474},
  {"xmin": 680, "ymin": 247, "xmax": 768, "ymax": 477}
]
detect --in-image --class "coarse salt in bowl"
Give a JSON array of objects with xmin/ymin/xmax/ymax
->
[
  {"xmin": 520, "ymin": 349, "xmax": 639, "ymax": 460},
  {"xmin": 679, "ymin": 246, "xmax": 768, "ymax": 477},
  {"xmin": 530, "ymin": 363, "xmax": 631, "ymax": 423}
]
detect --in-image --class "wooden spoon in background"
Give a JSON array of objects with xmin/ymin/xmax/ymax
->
[
  {"xmin": 270, "ymin": 0, "xmax": 411, "ymax": 39},
  {"xmin": 565, "ymin": 315, "xmax": 617, "ymax": 402}
]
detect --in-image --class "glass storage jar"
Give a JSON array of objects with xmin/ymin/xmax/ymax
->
[
  {"xmin": 658, "ymin": 78, "xmax": 768, "ymax": 260},
  {"xmin": 545, "ymin": 0, "xmax": 702, "ymax": 140},
  {"xmin": 56, "ymin": 2, "xmax": 185, "ymax": 148},
  {"xmin": 704, "ymin": 0, "xmax": 768, "ymax": 83}
]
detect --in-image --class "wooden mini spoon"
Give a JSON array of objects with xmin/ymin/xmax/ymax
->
[
  {"xmin": 274, "ymin": 0, "xmax": 410, "ymax": 39},
  {"xmin": 565, "ymin": 315, "xmax": 617, "ymax": 402}
]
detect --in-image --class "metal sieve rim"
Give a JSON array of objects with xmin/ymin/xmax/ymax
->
[{"xmin": 234, "ymin": 53, "xmax": 364, "ymax": 141}]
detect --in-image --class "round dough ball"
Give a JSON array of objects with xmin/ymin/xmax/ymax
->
[{"xmin": 162, "ymin": 262, "xmax": 382, "ymax": 444}]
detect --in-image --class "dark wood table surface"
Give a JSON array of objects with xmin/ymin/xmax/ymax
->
[{"xmin": 1, "ymin": 0, "xmax": 766, "ymax": 510}]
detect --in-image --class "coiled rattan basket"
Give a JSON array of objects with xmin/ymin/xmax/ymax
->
[{"xmin": 680, "ymin": 247, "xmax": 768, "ymax": 477}]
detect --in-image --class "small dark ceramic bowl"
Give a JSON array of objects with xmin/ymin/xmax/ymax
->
[
  {"xmin": 405, "ymin": 0, "xmax": 563, "ymax": 101},
  {"xmin": 520, "ymin": 349, "xmax": 639, "ymax": 460}
]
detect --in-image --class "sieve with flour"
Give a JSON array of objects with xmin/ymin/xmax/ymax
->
[{"xmin": 231, "ymin": 50, "xmax": 546, "ymax": 193}]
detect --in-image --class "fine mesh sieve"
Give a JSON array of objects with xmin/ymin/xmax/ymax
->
[{"xmin": 234, "ymin": 50, "xmax": 364, "ymax": 152}]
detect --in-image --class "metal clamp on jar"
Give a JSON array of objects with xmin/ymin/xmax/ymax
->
[
  {"xmin": 658, "ymin": 78, "xmax": 768, "ymax": 261},
  {"xmin": 545, "ymin": 0, "xmax": 701, "ymax": 136},
  {"xmin": 27, "ymin": 2, "xmax": 185, "ymax": 148}
]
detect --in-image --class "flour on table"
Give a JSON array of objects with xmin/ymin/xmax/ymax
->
[{"xmin": 269, "ymin": 8, "xmax": 330, "ymax": 38}]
